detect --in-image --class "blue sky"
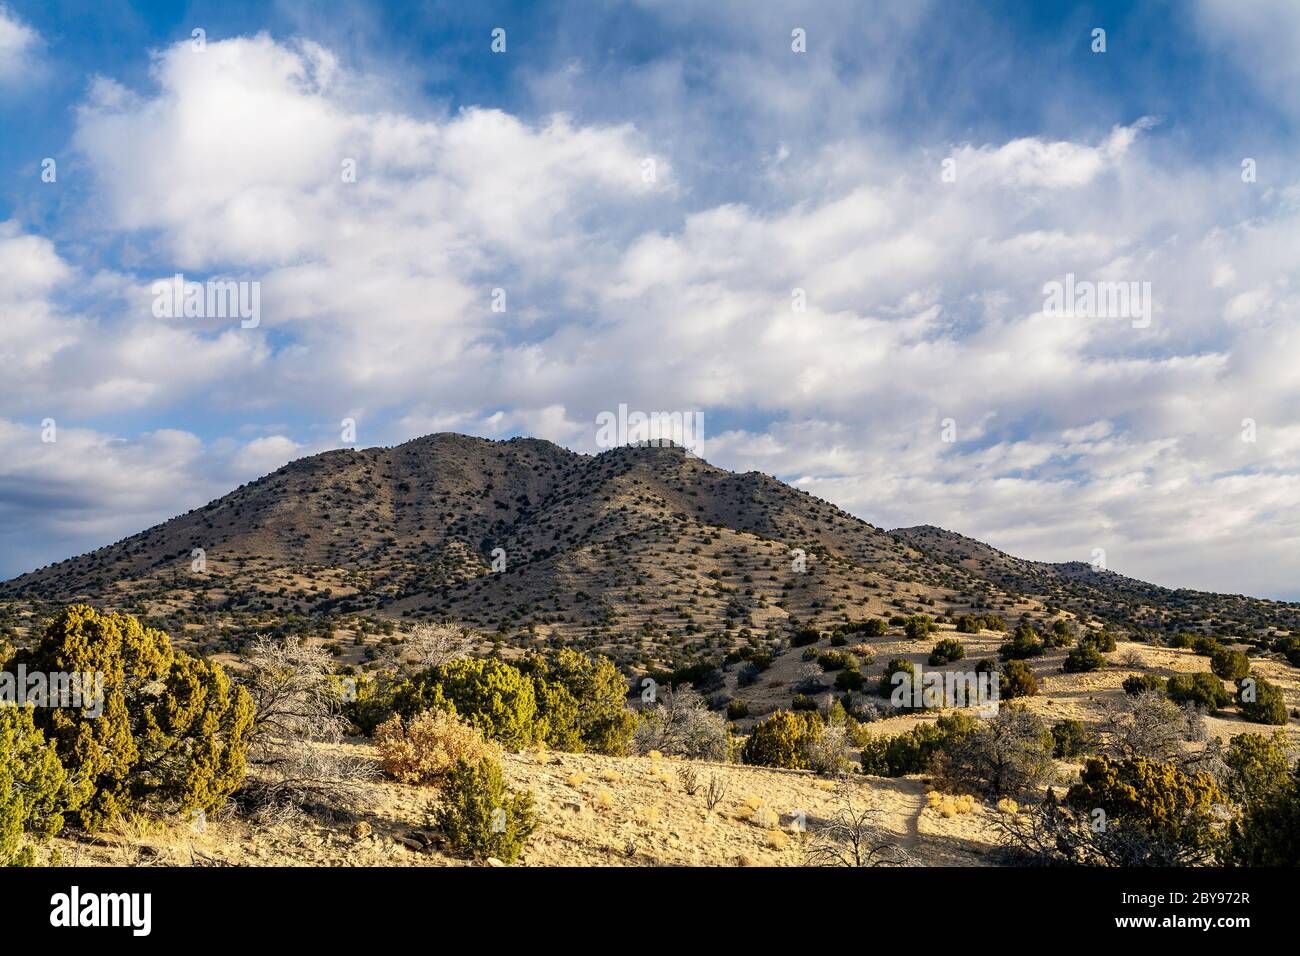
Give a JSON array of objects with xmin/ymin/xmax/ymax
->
[{"xmin": 2, "ymin": 0, "xmax": 1300, "ymax": 599}]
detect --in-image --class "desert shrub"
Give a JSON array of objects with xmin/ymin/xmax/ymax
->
[
  {"xmin": 834, "ymin": 668, "xmax": 865, "ymax": 692},
  {"xmin": 1222, "ymin": 731, "xmax": 1290, "ymax": 804},
  {"xmin": 956, "ymin": 614, "xmax": 1006, "ymax": 633},
  {"xmin": 1001, "ymin": 758, "xmax": 1228, "ymax": 866},
  {"xmin": 391, "ymin": 657, "xmax": 539, "ymax": 749},
  {"xmin": 0, "ymin": 705, "xmax": 69, "ymax": 866},
  {"xmin": 740, "ymin": 710, "xmax": 823, "ymax": 770},
  {"xmin": 927, "ymin": 638, "xmax": 966, "ymax": 666},
  {"xmin": 429, "ymin": 756, "xmax": 536, "ymax": 863},
  {"xmin": 1103, "ymin": 691, "xmax": 1207, "ymax": 762},
  {"xmin": 1065, "ymin": 756, "xmax": 1227, "ymax": 865},
  {"xmin": 241, "ymin": 635, "xmax": 374, "ymax": 813},
  {"xmin": 904, "ymin": 616, "xmax": 932, "ymax": 641},
  {"xmin": 1051, "ymin": 719, "xmax": 1095, "ymax": 759},
  {"xmin": 1191, "ymin": 635, "xmax": 1220, "ymax": 657},
  {"xmin": 805, "ymin": 788, "xmax": 911, "ymax": 866},
  {"xmin": 803, "ymin": 719, "xmax": 854, "ymax": 777},
  {"xmin": 999, "ymin": 660, "xmax": 1038, "ymax": 699},
  {"xmin": 726, "ymin": 699, "xmax": 750, "ymax": 720},
  {"xmin": 859, "ymin": 713, "xmax": 979, "ymax": 777},
  {"xmin": 375, "ymin": 709, "xmax": 496, "ymax": 786},
  {"xmin": 517, "ymin": 649, "xmax": 635, "ymax": 755},
  {"xmin": 1046, "ymin": 619, "xmax": 1075, "ymax": 647},
  {"xmin": 1236, "ymin": 676, "xmax": 1288, "ymax": 725},
  {"xmin": 791, "ymin": 693, "xmax": 820, "ymax": 712},
  {"xmin": 1209, "ymin": 647, "xmax": 1250, "ymax": 682},
  {"xmin": 1227, "ymin": 763, "xmax": 1300, "ymax": 866},
  {"xmin": 1170, "ymin": 633, "xmax": 1197, "ymax": 649},
  {"xmin": 877, "ymin": 658, "xmax": 915, "ymax": 698},
  {"xmin": 817, "ymin": 650, "xmax": 850, "ymax": 672},
  {"xmin": 829, "ymin": 633, "xmax": 848, "ymax": 647},
  {"xmin": 791, "ymin": 627, "xmax": 821, "ymax": 648},
  {"xmin": 933, "ymin": 706, "xmax": 1055, "ymax": 798},
  {"xmin": 634, "ymin": 686, "xmax": 730, "ymax": 760},
  {"xmin": 801, "ymin": 647, "xmax": 819, "ymax": 662},
  {"xmin": 1282, "ymin": 639, "xmax": 1300, "ymax": 668},
  {"xmin": 1123, "ymin": 673, "xmax": 1164, "ymax": 695},
  {"xmin": 860, "ymin": 618, "xmax": 889, "ymax": 637},
  {"xmin": 848, "ymin": 644, "xmax": 876, "ymax": 666},
  {"xmin": 7, "ymin": 605, "xmax": 253, "ymax": 830},
  {"xmin": 341, "ymin": 672, "xmax": 398, "ymax": 735},
  {"xmin": 1062, "ymin": 644, "xmax": 1105, "ymax": 673},
  {"xmin": 999, "ymin": 623, "xmax": 1044, "ymax": 661},
  {"xmin": 1084, "ymin": 629, "xmax": 1117, "ymax": 653},
  {"xmin": 1166, "ymin": 673, "xmax": 1229, "ymax": 714}
]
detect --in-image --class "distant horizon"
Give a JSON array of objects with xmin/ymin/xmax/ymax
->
[{"xmin": 5, "ymin": 428, "xmax": 1296, "ymax": 606}]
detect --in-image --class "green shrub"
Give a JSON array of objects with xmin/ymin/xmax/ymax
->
[
  {"xmin": 726, "ymin": 699, "xmax": 750, "ymax": 720},
  {"xmin": 430, "ymin": 756, "xmax": 536, "ymax": 863},
  {"xmin": 791, "ymin": 627, "xmax": 821, "ymax": 648},
  {"xmin": 1084, "ymin": 629, "xmax": 1117, "ymax": 653},
  {"xmin": 1191, "ymin": 635, "xmax": 1220, "ymax": 657},
  {"xmin": 878, "ymin": 658, "xmax": 916, "ymax": 700},
  {"xmin": 392, "ymin": 657, "xmax": 539, "ymax": 749},
  {"xmin": 999, "ymin": 624, "xmax": 1044, "ymax": 661},
  {"xmin": 955, "ymin": 614, "xmax": 1005, "ymax": 634},
  {"xmin": 517, "ymin": 649, "xmax": 635, "ymax": 755},
  {"xmin": 1122, "ymin": 673, "xmax": 1164, "ymax": 695},
  {"xmin": 933, "ymin": 707, "xmax": 1054, "ymax": 797},
  {"xmin": 1237, "ymin": 676, "xmax": 1288, "ymax": 725},
  {"xmin": 740, "ymin": 710, "xmax": 823, "ymax": 769},
  {"xmin": 1223, "ymin": 731, "xmax": 1290, "ymax": 804},
  {"xmin": 834, "ymin": 668, "xmax": 865, "ymax": 692},
  {"xmin": 1166, "ymin": 673, "xmax": 1229, "ymax": 713},
  {"xmin": 1051, "ymin": 719, "xmax": 1094, "ymax": 759},
  {"xmin": 860, "ymin": 618, "xmax": 889, "ymax": 637},
  {"xmin": 1000, "ymin": 659, "xmax": 1039, "ymax": 699},
  {"xmin": 817, "ymin": 650, "xmax": 850, "ymax": 672},
  {"xmin": 1210, "ymin": 647, "xmax": 1250, "ymax": 682},
  {"xmin": 859, "ymin": 713, "xmax": 978, "ymax": 776},
  {"xmin": 1066, "ymin": 756, "xmax": 1226, "ymax": 865},
  {"xmin": 1062, "ymin": 644, "xmax": 1105, "ymax": 673},
  {"xmin": 1, "ymin": 705, "xmax": 69, "ymax": 866},
  {"xmin": 791, "ymin": 693, "xmax": 820, "ymax": 712},
  {"xmin": 7, "ymin": 606, "xmax": 252, "ymax": 831},
  {"xmin": 904, "ymin": 616, "xmax": 932, "ymax": 641},
  {"xmin": 1227, "ymin": 763, "xmax": 1300, "ymax": 866},
  {"xmin": 927, "ymin": 638, "xmax": 966, "ymax": 666},
  {"xmin": 1047, "ymin": 619, "xmax": 1075, "ymax": 647},
  {"xmin": 1282, "ymin": 638, "xmax": 1300, "ymax": 668}
]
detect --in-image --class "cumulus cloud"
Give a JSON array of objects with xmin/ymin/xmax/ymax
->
[
  {"xmin": 0, "ymin": 3, "xmax": 39, "ymax": 84},
  {"xmin": 3, "ymin": 27, "xmax": 1300, "ymax": 600}
]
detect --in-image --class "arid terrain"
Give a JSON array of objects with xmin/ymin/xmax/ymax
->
[{"xmin": 4, "ymin": 433, "xmax": 1297, "ymax": 868}]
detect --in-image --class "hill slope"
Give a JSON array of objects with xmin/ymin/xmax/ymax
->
[
  {"xmin": 3, "ymin": 434, "xmax": 1296, "ymax": 671},
  {"xmin": 889, "ymin": 524, "xmax": 1300, "ymax": 635}
]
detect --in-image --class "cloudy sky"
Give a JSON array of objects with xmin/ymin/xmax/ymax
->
[{"xmin": 1, "ymin": 1, "xmax": 1299, "ymax": 599}]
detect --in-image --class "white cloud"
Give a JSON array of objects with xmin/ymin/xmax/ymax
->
[
  {"xmin": 0, "ymin": 3, "xmax": 39, "ymax": 84},
  {"xmin": 4, "ymin": 32, "xmax": 1300, "ymax": 600}
]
